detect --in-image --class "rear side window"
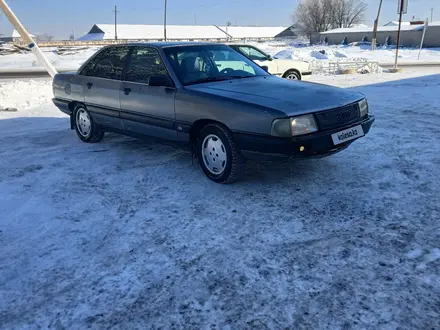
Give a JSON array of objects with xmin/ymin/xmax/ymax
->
[
  {"xmin": 124, "ymin": 47, "xmax": 168, "ymax": 84},
  {"xmin": 80, "ymin": 46, "xmax": 130, "ymax": 80}
]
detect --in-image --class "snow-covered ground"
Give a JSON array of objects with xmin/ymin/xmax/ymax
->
[
  {"xmin": 259, "ymin": 41, "xmax": 440, "ymax": 64},
  {"xmin": 1, "ymin": 41, "xmax": 439, "ymax": 74},
  {"xmin": 1, "ymin": 70, "xmax": 440, "ymax": 329},
  {"xmin": 0, "ymin": 46, "xmax": 100, "ymax": 71}
]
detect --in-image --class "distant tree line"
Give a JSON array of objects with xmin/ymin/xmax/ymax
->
[{"xmin": 293, "ymin": 0, "xmax": 367, "ymax": 34}]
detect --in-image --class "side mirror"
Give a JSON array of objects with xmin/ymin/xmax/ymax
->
[
  {"xmin": 267, "ymin": 55, "xmax": 273, "ymax": 61},
  {"xmin": 261, "ymin": 65, "xmax": 269, "ymax": 72},
  {"xmin": 149, "ymin": 74, "xmax": 174, "ymax": 88}
]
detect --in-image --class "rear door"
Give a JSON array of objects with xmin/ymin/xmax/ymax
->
[
  {"xmin": 81, "ymin": 46, "xmax": 130, "ymax": 130},
  {"xmin": 120, "ymin": 46, "xmax": 177, "ymax": 141}
]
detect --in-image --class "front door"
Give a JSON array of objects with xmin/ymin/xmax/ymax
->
[
  {"xmin": 120, "ymin": 46, "xmax": 177, "ymax": 141},
  {"xmin": 81, "ymin": 46, "xmax": 130, "ymax": 130}
]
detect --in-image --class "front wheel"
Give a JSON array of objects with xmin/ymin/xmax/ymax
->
[
  {"xmin": 283, "ymin": 69, "xmax": 301, "ymax": 80},
  {"xmin": 73, "ymin": 104, "xmax": 104, "ymax": 143},
  {"xmin": 196, "ymin": 123, "xmax": 244, "ymax": 183}
]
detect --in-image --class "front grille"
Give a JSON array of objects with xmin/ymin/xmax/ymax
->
[{"xmin": 315, "ymin": 103, "xmax": 360, "ymax": 130}]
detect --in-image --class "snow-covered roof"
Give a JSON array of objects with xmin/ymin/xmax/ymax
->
[
  {"xmin": 383, "ymin": 21, "xmax": 411, "ymax": 26},
  {"xmin": 218, "ymin": 26, "xmax": 286, "ymax": 39},
  {"xmin": 79, "ymin": 24, "xmax": 287, "ymax": 41},
  {"xmin": 12, "ymin": 29, "xmax": 35, "ymax": 38},
  {"xmin": 0, "ymin": 29, "xmax": 35, "ymax": 38},
  {"xmin": 321, "ymin": 24, "xmax": 425, "ymax": 34}
]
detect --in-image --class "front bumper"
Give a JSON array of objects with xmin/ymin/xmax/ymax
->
[
  {"xmin": 234, "ymin": 115, "xmax": 375, "ymax": 159},
  {"xmin": 301, "ymin": 71, "xmax": 312, "ymax": 80}
]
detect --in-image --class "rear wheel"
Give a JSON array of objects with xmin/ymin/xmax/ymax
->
[
  {"xmin": 283, "ymin": 69, "xmax": 301, "ymax": 80},
  {"xmin": 196, "ymin": 123, "xmax": 244, "ymax": 183},
  {"xmin": 73, "ymin": 104, "xmax": 104, "ymax": 143}
]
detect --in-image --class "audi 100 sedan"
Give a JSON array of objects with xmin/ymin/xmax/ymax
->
[{"xmin": 52, "ymin": 42, "xmax": 374, "ymax": 183}]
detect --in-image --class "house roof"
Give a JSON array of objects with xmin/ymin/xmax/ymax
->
[
  {"xmin": 12, "ymin": 29, "xmax": 35, "ymax": 38},
  {"xmin": 0, "ymin": 29, "xmax": 35, "ymax": 38},
  {"xmin": 79, "ymin": 24, "xmax": 287, "ymax": 41},
  {"xmin": 383, "ymin": 21, "xmax": 411, "ymax": 26},
  {"xmin": 321, "ymin": 24, "xmax": 426, "ymax": 34}
]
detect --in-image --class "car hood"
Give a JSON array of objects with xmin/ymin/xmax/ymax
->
[{"xmin": 185, "ymin": 76, "xmax": 364, "ymax": 116}]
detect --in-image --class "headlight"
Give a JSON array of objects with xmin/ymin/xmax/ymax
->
[
  {"xmin": 359, "ymin": 99, "xmax": 369, "ymax": 117},
  {"xmin": 271, "ymin": 114, "xmax": 318, "ymax": 137}
]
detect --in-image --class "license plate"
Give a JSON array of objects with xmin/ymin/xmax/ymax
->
[{"xmin": 331, "ymin": 125, "xmax": 364, "ymax": 145}]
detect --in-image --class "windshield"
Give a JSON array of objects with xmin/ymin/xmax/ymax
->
[{"xmin": 163, "ymin": 44, "xmax": 269, "ymax": 85}]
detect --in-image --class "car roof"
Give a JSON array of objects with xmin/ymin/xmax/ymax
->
[{"xmin": 109, "ymin": 41, "xmax": 228, "ymax": 48}]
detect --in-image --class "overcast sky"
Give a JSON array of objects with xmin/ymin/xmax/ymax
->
[{"xmin": 0, "ymin": 0, "xmax": 437, "ymax": 39}]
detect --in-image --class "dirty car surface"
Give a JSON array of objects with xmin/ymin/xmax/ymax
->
[{"xmin": 52, "ymin": 42, "xmax": 374, "ymax": 183}]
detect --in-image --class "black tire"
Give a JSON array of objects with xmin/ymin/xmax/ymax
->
[
  {"xmin": 73, "ymin": 104, "xmax": 104, "ymax": 143},
  {"xmin": 283, "ymin": 69, "xmax": 301, "ymax": 80},
  {"xmin": 196, "ymin": 123, "xmax": 245, "ymax": 184}
]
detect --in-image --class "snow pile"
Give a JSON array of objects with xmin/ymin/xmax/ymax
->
[
  {"xmin": 0, "ymin": 80, "xmax": 52, "ymax": 111},
  {"xmin": 311, "ymin": 50, "xmax": 330, "ymax": 60},
  {"xmin": 259, "ymin": 42, "xmax": 440, "ymax": 74},
  {"xmin": 0, "ymin": 47, "xmax": 100, "ymax": 71}
]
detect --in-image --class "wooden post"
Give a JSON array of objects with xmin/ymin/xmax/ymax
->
[
  {"xmin": 394, "ymin": 0, "xmax": 405, "ymax": 69},
  {"xmin": 372, "ymin": 0, "xmax": 383, "ymax": 51}
]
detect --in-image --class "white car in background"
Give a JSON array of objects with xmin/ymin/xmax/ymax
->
[{"xmin": 228, "ymin": 44, "xmax": 312, "ymax": 80}]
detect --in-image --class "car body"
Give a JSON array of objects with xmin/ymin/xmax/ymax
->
[
  {"xmin": 52, "ymin": 42, "xmax": 374, "ymax": 183},
  {"xmin": 228, "ymin": 43, "xmax": 312, "ymax": 80}
]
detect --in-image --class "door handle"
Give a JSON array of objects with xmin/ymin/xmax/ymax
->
[
  {"xmin": 123, "ymin": 87, "xmax": 131, "ymax": 95},
  {"xmin": 87, "ymin": 82, "xmax": 93, "ymax": 89}
]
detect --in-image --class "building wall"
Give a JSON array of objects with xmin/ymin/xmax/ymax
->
[{"xmin": 315, "ymin": 26, "xmax": 440, "ymax": 47}]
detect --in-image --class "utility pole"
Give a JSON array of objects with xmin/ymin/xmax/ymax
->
[
  {"xmin": 164, "ymin": 0, "xmax": 167, "ymax": 41},
  {"xmin": 0, "ymin": 0, "xmax": 57, "ymax": 77},
  {"xmin": 372, "ymin": 0, "xmax": 384, "ymax": 51},
  {"xmin": 113, "ymin": 5, "xmax": 118, "ymax": 41},
  {"xmin": 431, "ymin": 8, "xmax": 434, "ymax": 22},
  {"xmin": 394, "ymin": 0, "xmax": 405, "ymax": 70}
]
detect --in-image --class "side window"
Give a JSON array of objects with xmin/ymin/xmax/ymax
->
[
  {"xmin": 238, "ymin": 46, "xmax": 268, "ymax": 61},
  {"xmin": 81, "ymin": 46, "xmax": 129, "ymax": 80},
  {"xmin": 125, "ymin": 47, "xmax": 168, "ymax": 84}
]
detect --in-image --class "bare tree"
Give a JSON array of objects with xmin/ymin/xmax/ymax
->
[
  {"xmin": 332, "ymin": 0, "xmax": 368, "ymax": 28},
  {"xmin": 294, "ymin": 0, "xmax": 334, "ymax": 34},
  {"xmin": 293, "ymin": 0, "xmax": 367, "ymax": 34},
  {"xmin": 35, "ymin": 33, "xmax": 54, "ymax": 42}
]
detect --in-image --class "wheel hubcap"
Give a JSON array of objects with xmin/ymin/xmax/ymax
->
[
  {"xmin": 76, "ymin": 109, "xmax": 91, "ymax": 138},
  {"xmin": 286, "ymin": 73, "xmax": 298, "ymax": 80},
  {"xmin": 202, "ymin": 134, "xmax": 227, "ymax": 175}
]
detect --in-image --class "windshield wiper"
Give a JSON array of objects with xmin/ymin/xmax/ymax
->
[
  {"xmin": 185, "ymin": 75, "xmax": 256, "ymax": 85},
  {"xmin": 185, "ymin": 77, "xmax": 231, "ymax": 85},
  {"xmin": 227, "ymin": 75, "xmax": 255, "ymax": 79}
]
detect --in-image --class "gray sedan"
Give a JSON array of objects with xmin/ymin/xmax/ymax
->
[{"xmin": 52, "ymin": 42, "xmax": 374, "ymax": 183}]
